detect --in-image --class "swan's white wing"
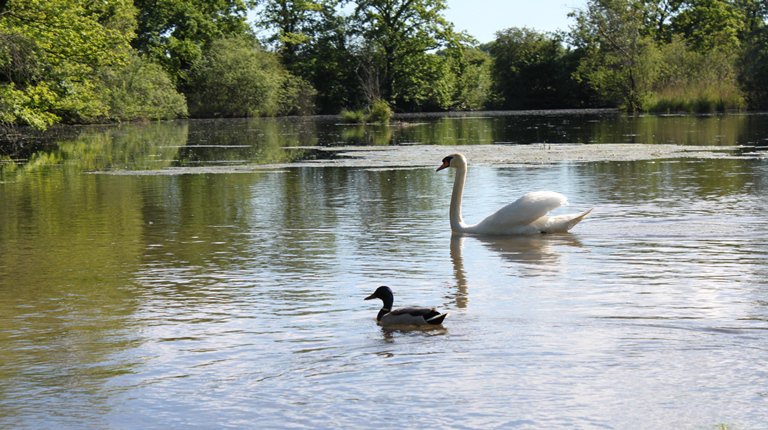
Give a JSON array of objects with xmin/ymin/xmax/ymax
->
[{"xmin": 475, "ymin": 191, "xmax": 567, "ymax": 232}]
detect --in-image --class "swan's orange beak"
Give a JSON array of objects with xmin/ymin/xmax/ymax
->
[{"xmin": 436, "ymin": 161, "xmax": 449, "ymax": 172}]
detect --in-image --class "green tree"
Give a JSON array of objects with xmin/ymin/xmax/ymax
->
[
  {"xmin": 257, "ymin": 0, "xmax": 339, "ymax": 68},
  {"xmin": 0, "ymin": 0, "xmax": 136, "ymax": 128},
  {"xmin": 185, "ymin": 35, "xmax": 312, "ymax": 117},
  {"xmin": 132, "ymin": 0, "xmax": 255, "ymax": 88},
  {"xmin": 351, "ymin": 0, "xmax": 456, "ymax": 110},
  {"xmin": 739, "ymin": 26, "xmax": 768, "ymax": 109},
  {"xmin": 100, "ymin": 53, "xmax": 188, "ymax": 121},
  {"xmin": 256, "ymin": 0, "xmax": 360, "ymax": 113},
  {"xmin": 732, "ymin": 0, "xmax": 768, "ymax": 109},
  {"xmin": 671, "ymin": 0, "xmax": 744, "ymax": 52},
  {"xmin": 445, "ymin": 45, "xmax": 492, "ymax": 110},
  {"xmin": 570, "ymin": 0, "xmax": 660, "ymax": 111},
  {"xmin": 302, "ymin": 13, "xmax": 362, "ymax": 112},
  {"xmin": 487, "ymin": 28, "xmax": 584, "ymax": 109},
  {"xmin": 642, "ymin": 0, "xmax": 682, "ymax": 43},
  {"xmin": 736, "ymin": 0, "xmax": 768, "ymax": 39}
]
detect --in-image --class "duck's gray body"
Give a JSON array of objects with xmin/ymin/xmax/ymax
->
[
  {"xmin": 365, "ymin": 286, "xmax": 447, "ymax": 327},
  {"xmin": 377, "ymin": 306, "xmax": 447, "ymax": 326}
]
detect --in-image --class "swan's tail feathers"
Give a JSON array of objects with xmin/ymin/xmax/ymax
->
[
  {"xmin": 566, "ymin": 208, "xmax": 593, "ymax": 231},
  {"xmin": 426, "ymin": 313, "xmax": 448, "ymax": 325},
  {"xmin": 542, "ymin": 208, "xmax": 593, "ymax": 233}
]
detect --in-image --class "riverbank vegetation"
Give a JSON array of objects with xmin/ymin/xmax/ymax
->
[{"xmin": 2, "ymin": 0, "xmax": 768, "ymax": 132}]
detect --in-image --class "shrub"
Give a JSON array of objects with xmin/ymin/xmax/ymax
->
[
  {"xmin": 101, "ymin": 54, "xmax": 187, "ymax": 121},
  {"xmin": 186, "ymin": 36, "xmax": 284, "ymax": 117},
  {"xmin": 0, "ymin": 82, "xmax": 59, "ymax": 129},
  {"xmin": 645, "ymin": 37, "xmax": 745, "ymax": 113},
  {"xmin": 341, "ymin": 109, "xmax": 367, "ymax": 123},
  {"xmin": 279, "ymin": 74, "xmax": 317, "ymax": 116},
  {"xmin": 340, "ymin": 99, "xmax": 393, "ymax": 124},
  {"xmin": 186, "ymin": 36, "xmax": 317, "ymax": 118},
  {"xmin": 366, "ymin": 99, "xmax": 393, "ymax": 124}
]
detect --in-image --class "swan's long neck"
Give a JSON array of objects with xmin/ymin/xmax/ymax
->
[{"xmin": 450, "ymin": 164, "xmax": 468, "ymax": 232}]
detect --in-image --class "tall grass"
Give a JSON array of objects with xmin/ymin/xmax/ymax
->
[
  {"xmin": 340, "ymin": 109, "xmax": 367, "ymax": 123},
  {"xmin": 340, "ymin": 99, "xmax": 393, "ymax": 124},
  {"xmin": 643, "ymin": 37, "xmax": 746, "ymax": 113},
  {"xmin": 645, "ymin": 85, "xmax": 746, "ymax": 113}
]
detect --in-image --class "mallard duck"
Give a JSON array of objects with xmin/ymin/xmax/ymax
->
[{"xmin": 364, "ymin": 286, "xmax": 447, "ymax": 326}]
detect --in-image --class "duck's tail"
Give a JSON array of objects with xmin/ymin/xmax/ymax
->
[{"xmin": 426, "ymin": 313, "xmax": 448, "ymax": 325}]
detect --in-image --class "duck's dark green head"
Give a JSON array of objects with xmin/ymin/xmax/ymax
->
[{"xmin": 364, "ymin": 286, "xmax": 394, "ymax": 308}]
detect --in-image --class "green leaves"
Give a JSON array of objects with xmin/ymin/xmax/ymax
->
[
  {"xmin": 101, "ymin": 54, "xmax": 188, "ymax": 121},
  {"xmin": 671, "ymin": 0, "xmax": 744, "ymax": 52},
  {"xmin": 570, "ymin": 0, "xmax": 763, "ymax": 112},
  {"xmin": 0, "ymin": 0, "xmax": 137, "ymax": 128},
  {"xmin": 0, "ymin": 82, "xmax": 59, "ymax": 129},
  {"xmin": 487, "ymin": 28, "xmax": 577, "ymax": 109},
  {"xmin": 186, "ymin": 36, "xmax": 296, "ymax": 117},
  {"xmin": 352, "ymin": 0, "xmax": 456, "ymax": 109},
  {"xmin": 132, "ymin": 0, "xmax": 255, "ymax": 86}
]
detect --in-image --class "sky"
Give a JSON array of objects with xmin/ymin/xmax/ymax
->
[
  {"xmin": 443, "ymin": 0, "xmax": 587, "ymax": 43},
  {"xmin": 249, "ymin": 1, "xmax": 588, "ymax": 45}
]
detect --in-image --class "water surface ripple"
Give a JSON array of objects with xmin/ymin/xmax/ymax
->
[{"xmin": 1, "ymin": 114, "xmax": 767, "ymax": 429}]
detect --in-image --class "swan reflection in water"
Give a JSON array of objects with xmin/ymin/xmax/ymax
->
[{"xmin": 449, "ymin": 233, "xmax": 586, "ymax": 309}]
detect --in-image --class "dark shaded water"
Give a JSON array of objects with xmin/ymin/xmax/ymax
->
[{"xmin": 1, "ymin": 112, "xmax": 767, "ymax": 429}]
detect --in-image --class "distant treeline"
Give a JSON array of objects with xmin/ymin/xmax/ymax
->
[{"xmin": 2, "ymin": 0, "xmax": 768, "ymax": 130}]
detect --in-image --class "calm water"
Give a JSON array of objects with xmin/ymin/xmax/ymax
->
[{"xmin": 1, "ymin": 112, "xmax": 767, "ymax": 429}]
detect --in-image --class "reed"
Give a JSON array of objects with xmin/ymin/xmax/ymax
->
[
  {"xmin": 340, "ymin": 99, "xmax": 393, "ymax": 124},
  {"xmin": 645, "ymin": 81, "xmax": 746, "ymax": 113},
  {"xmin": 340, "ymin": 109, "xmax": 367, "ymax": 123}
]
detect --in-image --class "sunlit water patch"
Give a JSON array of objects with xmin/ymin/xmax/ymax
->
[{"xmin": 2, "ymin": 114, "xmax": 768, "ymax": 429}]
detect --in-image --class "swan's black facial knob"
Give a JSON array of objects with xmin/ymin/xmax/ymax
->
[{"xmin": 436, "ymin": 156, "xmax": 453, "ymax": 172}]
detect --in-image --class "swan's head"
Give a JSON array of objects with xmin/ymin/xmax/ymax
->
[{"xmin": 436, "ymin": 153, "xmax": 467, "ymax": 172}]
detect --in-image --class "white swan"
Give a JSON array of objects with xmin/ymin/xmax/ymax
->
[{"xmin": 436, "ymin": 153, "xmax": 591, "ymax": 235}]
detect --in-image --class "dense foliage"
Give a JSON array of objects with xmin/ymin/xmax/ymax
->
[
  {"xmin": 185, "ymin": 35, "xmax": 315, "ymax": 117},
  {"xmin": 569, "ymin": 0, "xmax": 763, "ymax": 112},
  {"xmin": 484, "ymin": 28, "xmax": 594, "ymax": 109},
  {"xmin": 2, "ymin": 0, "xmax": 768, "ymax": 131},
  {"xmin": 132, "ymin": 0, "xmax": 256, "ymax": 89}
]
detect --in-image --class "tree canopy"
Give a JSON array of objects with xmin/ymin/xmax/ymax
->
[
  {"xmin": 132, "ymin": 0, "xmax": 256, "ymax": 90},
  {"xmin": 2, "ymin": 0, "xmax": 768, "ymax": 132},
  {"xmin": 1, "ymin": 0, "xmax": 136, "ymax": 127}
]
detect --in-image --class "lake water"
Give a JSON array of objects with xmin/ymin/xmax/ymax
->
[{"xmin": 1, "ymin": 111, "xmax": 767, "ymax": 429}]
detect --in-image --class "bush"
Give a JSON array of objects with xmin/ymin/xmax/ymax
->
[
  {"xmin": 187, "ymin": 36, "xmax": 283, "ymax": 117},
  {"xmin": 341, "ymin": 109, "xmax": 367, "ymax": 123},
  {"xmin": 340, "ymin": 99, "xmax": 393, "ymax": 124},
  {"xmin": 279, "ymin": 74, "xmax": 317, "ymax": 116},
  {"xmin": 645, "ymin": 37, "xmax": 745, "ymax": 113},
  {"xmin": 0, "ymin": 82, "xmax": 59, "ymax": 129},
  {"xmin": 186, "ymin": 36, "xmax": 316, "ymax": 117},
  {"xmin": 366, "ymin": 99, "xmax": 393, "ymax": 124},
  {"xmin": 101, "ymin": 54, "xmax": 188, "ymax": 121}
]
